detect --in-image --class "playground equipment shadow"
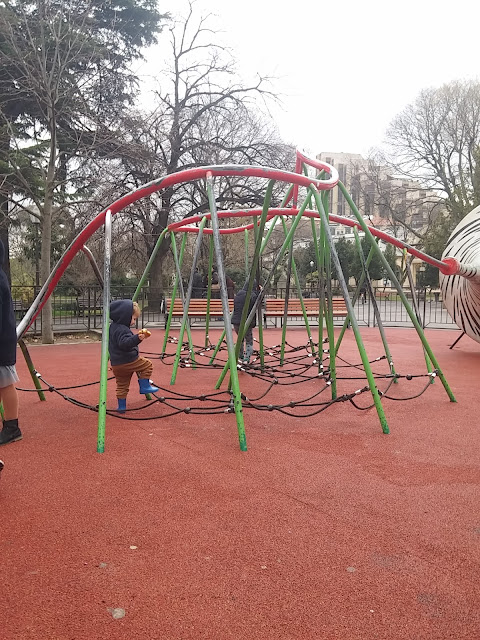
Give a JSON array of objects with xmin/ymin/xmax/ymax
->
[{"xmin": 1, "ymin": 327, "xmax": 479, "ymax": 640}]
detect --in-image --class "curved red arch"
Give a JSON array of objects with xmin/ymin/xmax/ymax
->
[{"xmin": 19, "ymin": 153, "xmax": 452, "ymax": 334}]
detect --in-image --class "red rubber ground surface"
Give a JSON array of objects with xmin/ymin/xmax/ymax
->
[{"xmin": 1, "ymin": 327, "xmax": 479, "ymax": 639}]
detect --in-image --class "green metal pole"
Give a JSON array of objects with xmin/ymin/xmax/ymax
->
[
  {"xmin": 18, "ymin": 339, "xmax": 46, "ymax": 401},
  {"xmin": 335, "ymin": 247, "xmax": 375, "ymax": 355},
  {"xmin": 310, "ymin": 217, "xmax": 325, "ymax": 369},
  {"xmin": 244, "ymin": 228, "xmax": 249, "ymax": 277},
  {"xmin": 162, "ymin": 232, "xmax": 188, "ymax": 353},
  {"xmin": 404, "ymin": 254, "xmax": 433, "ymax": 377},
  {"xmin": 204, "ymin": 235, "xmax": 215, "ymax": 348},
  {"xmin": 208, "ymin": 327, "xmax": 226, "ymax": 364},
  {"xmin": 133, "ymin": 227, "xmax": 169, "ymax": 302},
  {"xmin": 322, "ymin": 219, "xmax": 337, "ymax": 399},
  {"xmin": 97, "ymin": 210, "xmax": 112, "ymax": 453},
  {"xmin": 252, "ymin": 214, "xmax": 265, "ymax": 371},
  {"xmin": 352, "ymin": 228, "xmax": 397, "ymax": 381},
  {"xmin": 206, "ymin": 172, "xmax": 247, "ymax": 451},
  {"xmin": 166, "ymin": 234, "xmax": 194, "ymax": 356},
  {"xmin": 233, "ymin": 184, "xmax": 273, "ymax": 359},
  {"xmin": 169, "ymin": 233, "xmax": 196, "ymax": 384},
  {"xmin": 170, "ymin": 216, "xmax": 208, "ymax": 384},
  {"xmin": 312, "ymin": 188, "xmax": 390, "ymax": 434},
  {"xmin": 279, "ymin": 217, "xmax": 316, "ymax": 360},
  {"xmin": 338, "ymin": 182, "xmax": 455, "ymax": 402},
  {"xmin": 216, "ymin": 187, "xmax": 315, "ymax": 389},
  {"xmin": 215, "ymin": 180, "xmax": 276, "ymax": 389}
]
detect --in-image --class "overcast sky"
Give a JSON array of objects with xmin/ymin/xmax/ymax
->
[{"xmin": 139, "ymin": 0, "xmax": 480, "ymax": 158}]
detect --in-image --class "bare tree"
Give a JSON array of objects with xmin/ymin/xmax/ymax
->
[
  {"xmin": 116, "ymin": 3, "xmax": 293, "ymax": 308},
  {"xmin": 385, "ymin": 80, "xmax": 480, "ymax": 226},
  {"xmin": 0, "ymin": 0, "xmax": 165, "ymax": 341},
  {"xmin": 354, "ymin": 152, "xmax": 445, "ymax": 246}
]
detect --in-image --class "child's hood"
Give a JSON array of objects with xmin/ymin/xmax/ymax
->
[
  {"xmin": 110, "ymin": 299, "xmax": 134, "ymax": 326},
  {"xmin": 0, "ymin": 239, "xmax": 5, "ymax": 269}
]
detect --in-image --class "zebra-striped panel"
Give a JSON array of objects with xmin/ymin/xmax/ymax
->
[{"xmin": 440, "ymin": 205, "xmax": 480, "ymax": 343}]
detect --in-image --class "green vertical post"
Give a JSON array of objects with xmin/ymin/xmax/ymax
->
[
  {"xmin": 338, "ymin": 182, "xmax": 455, "ymax": 402},
  {"xmin": 310, "ymin": 217, "xmax": 325, "ymax": 369},
  {"xmin": 18, "ymin": 339, "xmax": 46, "ymax": 401},
  {"xmin": 206, "ymin": 172, "xmax": 247, "ymax": 451},
  {"xmin": 216, "ymin": 188, "xmax": 315, "ymax": 389},
  {"xmin": 133, "ymin": 227, "xmax": 168, "ymax": 303},
  {"xmin": 97, "ymin": 209, "xmax": 112, "ymax": 453},
  {"xmin": 335, "ymin": 247, "xmax": 376, "ymax": 355},
  {"xmin": 404, "ymin": 254, "xmax": 433, "ymax": 378},
  {"xmin": 322, "ymin": 219, "xmax": 337, "ymax": 399},
  {"xmin": 171, "ymin": 216, "xmax": 208, "ymax": 385},
  {"xmin": 162, "ymin": 232, "xmax": 188, "ymax": 353},
  {"xmin": 170, "ymin": 233, "xmax": 196, "ymax": 384},
  {"xmin": 252, "ymin": 213, "xmax": 265, "ymax": 371},
  {"xmin": 232, "ymin": 182, "xmax": 274, "ymax": 365},
  {"xmin": 244, "ymin": 228, "xmax": 249, "ymax": 277},
  {"xmin": 204, "ymin": 235, "xmax": 215, "ymax": 348},
  {"xmin": 215, "ymin": 180, "xmax": 276, "ymax": 389},
  {"xmin": 279, "ymin": 217, "xmax": 316, "ymax": 360},
  {"xmin": 312, "ymin": 188, "xmax": 390, "ymax": 434},
  {"xmin": 352, "ymin": 228, "xmax": 397, "ymax": 381}
]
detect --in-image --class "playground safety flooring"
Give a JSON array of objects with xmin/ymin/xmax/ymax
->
[{"xmin": 1, "ymin": 327, "xmax": 479, "ymax": 640}]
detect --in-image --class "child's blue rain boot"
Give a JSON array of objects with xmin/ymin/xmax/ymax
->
[
  {"xmin": 117, "ymin": 398, "xmax": 127, "ymax": 413},
  {"xmin": 138, "ymin": 378, "xmax": 159, "ymax": 394}
]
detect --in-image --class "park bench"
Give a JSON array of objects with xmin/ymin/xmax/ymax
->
[
  {"xmin": 375, "ymin": 289, "xmax": 395, "ymax": 300},
  {"xmin": 431, "ymin": 289, "xmax": 442, "ymax": 303},
  {"xmin": 76, "ymin": 292, "xmax": 104, "ymax": 317},
  {"xmin": 263, "ymin": 297, "xmax": 348, "ymax": 328},
  {"xmin": 12, "ymin": 299, "xmax": 27, "ymax": 319},
  {"xmin": 164, "ymin": 298, "xmax": 234, "ymax": 328}
]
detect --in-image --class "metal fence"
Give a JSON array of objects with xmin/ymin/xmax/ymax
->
[{"xmin": 11, "ymin": 284, "xmax": 455, "ymax": 334}]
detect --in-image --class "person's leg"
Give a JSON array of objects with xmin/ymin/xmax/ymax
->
[
  {"xmin": 129, "ymin": 357, "xmax": 159, "ymax": 394},
  {"xmin": 0, "ymin": 381, "xmax": 22, "ymax": 445},
  {"xmin": 111, "ymin": 366, "xmax": 133, "ymax": 399},
  {"xmin": 0, "ymin": 384, "xmax": 19, "ymax": 420},
  {"xmin": 111, "ymin": 364, "xmax": 133, "ymax": 412},
  {"xmin": 130, "ymin": 357, "xmax": 153, "ymax": 380},
  {"xmin": 244, "ymin": 328, "xmax": 254, "ymax": 362},
  {"xmin": 233, "ymin": 325, "xmax": 244, "ymax": 360}
]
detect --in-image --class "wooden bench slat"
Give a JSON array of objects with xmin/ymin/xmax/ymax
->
[{"xmin": 264, "ymin": 298, "xmax": 348, "ymax": 326}]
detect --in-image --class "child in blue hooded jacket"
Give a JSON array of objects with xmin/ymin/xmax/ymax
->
[{"xmin": 109, "ymin": 300, "xmax": 158, "ymax": 413}]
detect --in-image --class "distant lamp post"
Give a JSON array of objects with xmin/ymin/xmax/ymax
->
[{"xmin": 309, "ymin": 260, "xmax": 315, "ymax": 293}]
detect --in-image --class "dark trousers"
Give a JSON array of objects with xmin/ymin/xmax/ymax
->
[{"xmin": 233, "ymin": 325, "xmax": 253, "ymax": 360}]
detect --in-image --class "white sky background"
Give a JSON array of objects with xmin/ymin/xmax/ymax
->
[{"xmin": 137, "ymin": 0, "xmax": 480, "ymax": 158}]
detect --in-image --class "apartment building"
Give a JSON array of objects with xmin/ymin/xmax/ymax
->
[{"xmin": 316, "ymin": 151, "xmax": 443, "ymax": 244}]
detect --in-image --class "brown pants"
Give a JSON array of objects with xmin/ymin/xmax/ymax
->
[{"xmin": 111, "ymin": 357, "xmax": 153, "ymax": 399}]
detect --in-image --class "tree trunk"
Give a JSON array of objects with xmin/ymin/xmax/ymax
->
[
  {"xmin": 0, "ymin": 128, "xmax": 11, "ymax": 284},
  {"xmin": 0, "ymin": 200, "xmax": 11, "ymax": 285},
  {"xmin": 41, "ymin": 151, "xmax": 55, "ymax": 344},
  {"xmin": 144, "ymin": 196, "xmax": 171, "ymax": 312},
  {"xmin": 40, "ymin": 205, "xmax": 54, "ymax": 343}
]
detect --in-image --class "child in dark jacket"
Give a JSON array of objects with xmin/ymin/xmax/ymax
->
[
  {"xmin": 109, "ymin": 300, "xmax": 158, "ymax": 413},
  {"xmin": 0, "ymin": 239, "xmax": 22, "ymax": 446}
]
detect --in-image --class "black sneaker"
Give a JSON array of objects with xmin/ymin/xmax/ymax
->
[{"xmin": 0, "ymin": 420, "xmax": 23, "ymax": 446}]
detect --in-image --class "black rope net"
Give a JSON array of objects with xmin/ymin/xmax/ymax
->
[{"xmin": 17, "ymin": 338, "xmax": 438, "ymax": 421}]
